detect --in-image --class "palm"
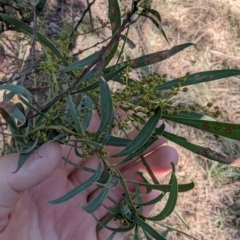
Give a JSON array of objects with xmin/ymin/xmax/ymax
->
[
  {"xmin": 5, "ymin": 166, "xmax": 101, "ymax": 240},
  {"xmin": 0, "ymin": 123, "xmax": 178, "ymax": 240}
]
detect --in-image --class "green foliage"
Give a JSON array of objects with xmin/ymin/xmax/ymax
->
[{"xmin": 0, "ymin": 0, "xmax": 240, "ymax": 239}]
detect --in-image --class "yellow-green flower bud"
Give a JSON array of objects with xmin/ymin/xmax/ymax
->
[{"xmin": 207, "ymin": 102, "xmax": 213, "ymax": 108}]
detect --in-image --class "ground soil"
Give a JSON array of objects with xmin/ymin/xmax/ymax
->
[{"xmin": 0, "ymin": 1, "xmax": 240, "ymax": 239}]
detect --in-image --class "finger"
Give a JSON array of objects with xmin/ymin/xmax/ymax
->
[
  {"xmin": 61, "ymin": 108, "xmax": 128, "ymax": 174},
  {"xmin": 59, "ymin": 112, "xmax": 101, "ymax": 174},
  {"xmin": 105, "ymin": 121, "xmax": 171, "ymax": 167},
  {"xmin": 59, "ymin": 109, "xmax": 124, "ymax": 174},
  {"xmin": 0, "ymin": 142, "xmax": 62, "ymax": 231},
  {"xmin": 96, "ymin": 145, "xmax": 178, "ymax": 239},
  {"xmin": 67, "ymin": 153, "xmax": 101, "ymax": 195},
  {"xmin": 67, "ymin": 135, "xmax": 166, "ymax": 190},
  {"xmin": 89, "ymin": 145, "xmax": 179, "ymax": 220},
  {"xmin": 122, "ymin": 145, "xmax": 179, "ymax": 180},
  {"xmin": 62, "ymin": 104, "xmax": 167, "ymax": 174},
  {"xmin": 97, "ymin": 189, "xmax": 160, "ymax": 240},
  {"xmin": 68, "ymin": 120, "xmax": 171, "ymax": 181}
]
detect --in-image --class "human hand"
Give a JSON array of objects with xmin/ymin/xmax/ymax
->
[{"xmin": 0, "ymin": 115, "xmax": 178, "ymax": 240}]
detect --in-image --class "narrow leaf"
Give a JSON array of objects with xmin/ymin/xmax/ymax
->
[
  {"xmin": 104, "ymin": 64, "xmax": 130, "ymax": 80},
  {"xmin": 135, "ymin": 184, "xmax": 143, "ymax": 214},
  {"xmin": 0, "ymin": 84, "xmax": 32, "ymax": 100},
  {"xmin": 106, "ymin": 43, "xmax": 195, "ymax": 73},
  {"xmin": 155, "ymin": 69, "xmax": 240, "ymax": 91},
  {"xmin": 163, "ymin": 116, "xmax": 240, "ymax": 141},
  {"xmin": 48, "ymin": 162, "xmax": 102, "ymax": 204},
  {"xmin": 143, "ymin": 229, "xmax": 153, "ymax": 240},
  {"xmin": 62, "ymin": 51, "xmax": 100, "ymax": 73},
  {"xmin": 116, "ymin": 169, "xmax": 135, "ymax": 210},
  {"xmin": 18, "ymin": 138, "xmax": 39, "ymax": 153},
  {"xmin": 163, "ymin": 111, "xmax": 215, "ymax": 121},
  {"xmin": 146, "ymin": 172, "xmax": 178, "ymax": 220},
  {"xmin": 66, "ymin": 139, "xmax": 103, "ymax": 149},
  {"xmin": 143, "ymin": 7, "xmax": 162, "ymax": 22},
  {"xmin": 106, "ymin": 136, "xmax": 131, "ymax": 147},
  {"xmin": 62, "ymin": 84, "xmax": 82, "ymax": 134},
  {"xmin": 160, "ymin": 229, "xmax": 170, "ymax": 238},
  {"xmin": 136, "ymin": 161, "xmax": 176, "ymax": 207},
  {"xmin": 107, "ymin": 232, "xmax": 117, "ymax": 240},
  {"xmin": 135, "ymin": 216, "xmax": 166, "ymax": 240},
  {"xmin": 82, "ymin": 185, "xmax": 109, "ymax": 213},
  {"xmin": 115, "ymin": 123, "xmax": 165, "ymax": 165},
  {"xmin": 35, "ymin": 0, "xmax": 47, "ymax": 14},
  {"xmin": 108, "ymin": 0, "xmax": 121, "ymax": 34},
  {"xmin": 97, "ymin": 76, "xmax": 114, "ymax": 134},
  {"xmin": 18, "ymin": 95, "xmax": 45, "ymax": 116},
  {"xmin": 72, "ymin": 64, "xmax": 129, "ymax": 94},
  {"xmin": 12, "ymin": 151, "xmax": 33, "ymax": 173},
  {"xmin": 119, "ymin": 34, "xmax": 136, "ymax": 49},
  {"xmin": 93, "ymin": 213, "xmax": 136, "ymax": 232},
  {"xmin": 140, "ymin": 155, "xmax": 159, "ymax": 184},
  {"xmin": 134, "ymin": 224, "xmax": 141, "ymax": 240},
  {"xmin": 112, "ymin": 75, "xmax": 136, "ymax": 86},
  {"xmin": 103, "ymin": 0, "xmax": 121, "ymax": 67},
  {"xmin": 136, "ymin": 192, "xmax": 165, "ymax": 206},
  {"xmin": 157, "ymin": 223, "xmax": 197, "ymax": 239},
  {"xmin": 0, "ymin": 14, "xmax": 68, "ymax": 65},
  {"xmin": 163, "ymin": 131, "xmax": 240, "ymax": 166},
  {"xmin": 80, "ymin": 95, "xmax": 93, "ymax": 131},
  {"xmin": 127, "ymin": 180, "xmax": 195, "ymax": 193},
  {"xmin": 137, "ymin": 172, "xmax": 152, "ymax": 194},
  {"xmin": 97, "ymin": 214, "xmax": 115, "ymax": 232},
  {"xmin": 112, "ymin": 107, "xmax": 162, "ymax": 158},
  {"xmin": 140, "ymin": 8, "xmax": 169, "ymax": 45},
  {"xmin": 0, "ymin": 99, "xmax": 26, "ymax": 126}
]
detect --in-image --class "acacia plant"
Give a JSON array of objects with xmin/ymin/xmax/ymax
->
[{"xmin": 0, "ymin": 0, "xmax": 240, "ymax": 239}]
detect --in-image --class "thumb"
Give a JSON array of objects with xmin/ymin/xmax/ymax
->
[{"xmin": 0, "ymin": 142, "xmax": 62, "ymax": 227}]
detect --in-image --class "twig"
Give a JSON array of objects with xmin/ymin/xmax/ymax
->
[
  {"xmin": 28, "ymin": 1, "xmax": 141, "ymax": 120},
  {"xmin": 76, "ymin": 25, "xmax": 107, "ymax": 36},
  {"xmin": 72, "ymin": 36, "xmax": 112, "ymax": 56},
  {"xmin": 0, "ymin": 120, "xmax": 8, "ymax": 156},
  {"xmin": 29, "ymin": 1, "xmax": 38, "ymax": 68},
  {"xmin": 70, "ymin": 0, "xmax": 97, "ymax": 39},
  {"xmin": 86, "ymin": 0, "xmax": 94, "ymax": 31}
]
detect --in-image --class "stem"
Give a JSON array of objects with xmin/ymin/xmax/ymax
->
[
  {"xmin": 70, "ymin": 0, "xmax": 97, "ymax": 39},
  {"xmin": 28, "ymin": 125, "xmax": 77, "ymax": 136},
  {"xmin": 27, "ymin": 0, "xmax": 141, "ymax": 120},
  {"xmin": 116, "ymin": 23, "xmax": 131, "ymax": 65},
  {"xmin": 86, "ymin": 0, "xmax": 94, "ymax": 31}
]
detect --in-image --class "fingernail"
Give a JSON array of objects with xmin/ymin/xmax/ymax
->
[{"xmin": 34, "ymin": 143, "xmax": 50, "ymax": 160}]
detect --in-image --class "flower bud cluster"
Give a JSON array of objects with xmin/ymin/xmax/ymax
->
[{"xmin": 44, "ymin": 98, "xmax": 67, "ymax": 125}]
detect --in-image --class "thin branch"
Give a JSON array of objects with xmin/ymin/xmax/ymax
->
[
  {"xmin": 70, "ymin": 0, "xmax": 97, "ymax": 39},
  {"xmin": 86, "ymin": 0, "xmax": 94, "ymax": 31},
  {"xmin": 72, "ymin": 36, "xmax": 112, "ymax": 57},
  {"xmin": 29, "ymin": 1, "xmax": 38, "ymax": 68},
  {"xmin": 77, "ymin": 25, "xmax": 107, "ymax": 36},
  {"xmin": 0, "ymin": 119, "xmax": 9, "ymax": 156},
  {"xmin": 28, "ymin": 1, "xmax": 141, "ymax": 120}
]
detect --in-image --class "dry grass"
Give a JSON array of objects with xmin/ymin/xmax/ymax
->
[
  {"xmin": 69, "ymin": 1, "xmax": 240, "ymax": 238},
  {"xmin": 125, "ymin": 0, "xmax": 240, "ymax": 239}
]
